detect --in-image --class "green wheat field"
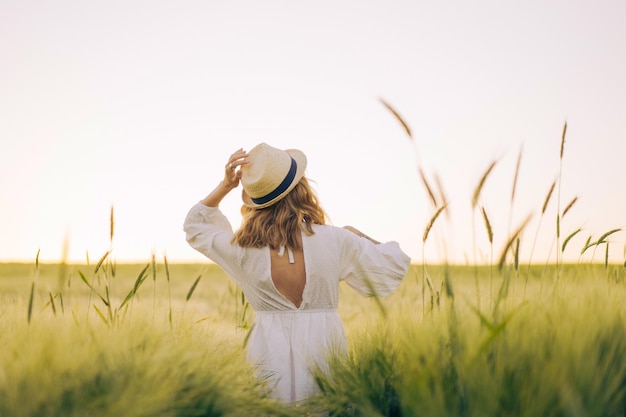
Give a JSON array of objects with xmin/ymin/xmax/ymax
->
[
  {"xmin": 1, "ymin": 260, "xmax": 625, "ymax": 417},
  {"xmin": 2, "ymin": 110, "xmax": 625, "ymax": 416}
]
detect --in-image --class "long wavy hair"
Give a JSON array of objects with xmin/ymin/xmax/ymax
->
[{"xmin": 233, "ymin": 177, "xmax": 327, "ymax": 250}]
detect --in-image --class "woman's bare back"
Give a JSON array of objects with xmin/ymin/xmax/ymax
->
[{"xmin": 270, "ymin": 236, "xmax": 306, "ymax": 308}]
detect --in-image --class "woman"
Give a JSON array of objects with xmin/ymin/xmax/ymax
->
[{"xmin": 183, "ymin": 143, "xmax": 410, "ymax": 403}]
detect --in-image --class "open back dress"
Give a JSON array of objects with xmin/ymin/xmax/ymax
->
[{"xmin": 184, "ymin": 202, "xmax": 411, "ymax": 403}]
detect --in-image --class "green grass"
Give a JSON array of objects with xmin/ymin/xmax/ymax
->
[
  {"xmin": 311, "ymin": 264, "xmax": 626, "ymax": 416},
  {"xmin": 1, "ymin": 261, "xmax": 625, "ymax": 416}
]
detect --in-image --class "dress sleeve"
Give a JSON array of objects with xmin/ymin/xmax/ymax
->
[
  {"xmin": 338, "ymin": 229, "xmax": 411, "ymax": 297},
  {"xmin": 183, "ymin": 202, "xmax": 241, "ymax": 277}
]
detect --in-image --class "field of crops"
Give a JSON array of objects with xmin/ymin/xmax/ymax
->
[
  {"xmin": 2, "ymin": 116, "xmax": 625, "ymax": 416},
  {"xmin": 1, "ymin": 259, "xmax": 625, "ymax": 417}
]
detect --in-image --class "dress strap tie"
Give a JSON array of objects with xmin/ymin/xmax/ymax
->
[{"xmin": 278, "ymin": 246, "xmax": 295, "ymax": 264}]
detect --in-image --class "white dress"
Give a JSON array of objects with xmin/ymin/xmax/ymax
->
[{"xmin": 183, "ymin": 202, "xmax": 411, "ymax": 403}]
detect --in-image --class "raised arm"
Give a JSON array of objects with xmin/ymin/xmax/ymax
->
[{"xmin": 201, "ymin": 148, "xmax": 249, "ymax": 207}]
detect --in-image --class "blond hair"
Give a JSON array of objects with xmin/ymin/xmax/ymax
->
[{"xmin": 233, "ymin": 177, "xmax": 327, "ymax": 250}]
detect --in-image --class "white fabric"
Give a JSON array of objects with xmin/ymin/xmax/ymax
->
[{"xmin": 183, "ymin": 202, "xmax": 411, "ymax": 403}]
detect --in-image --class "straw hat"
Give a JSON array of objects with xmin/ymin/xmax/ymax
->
[{"xmin": 241, "ymin": 143, "xmax": 307, "ymax": 209}]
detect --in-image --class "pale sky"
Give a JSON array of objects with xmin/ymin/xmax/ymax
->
[{"xmin": 1, "ymin": 0, "xmax": 625, "ymax": 265}]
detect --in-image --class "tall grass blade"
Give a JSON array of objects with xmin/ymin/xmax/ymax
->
[
  {"xmin": 562, "ymin": 228, "xmax": 582, "ymax": 253},
  {"xmin": 151, "ymin": 254, "xmax": 157, "ymax": 282},
  {"xmin": 164, "ymin": 254, "xmax": 173, "ymax": 328},
  {"xmin": 423, "ymin": 205, "xmax": 447, "ymax": 243},
  {"xmin": 498, "ymin": 215, "xmax": 532, "ymax": 270},
  {"xmin": 542, "ymin": 181, "xmax": 556, "ymax": 214},
  {"xmin": 94, "ymin": 251, "xmax": 110, "ymax": 274},
  {"xmin": 434, "ymin": 173, "xmax": 450, "ymax": 218},
  {"xmin": 581, "ymin": 236, "xmax": 594, "ymax": 255},
  {"xmin": 28, "ymin": 249, "xmax": 40, "ymax": 324},
  {"xmin": 481, "ymin": 206, "xmax": 495, "ymax": 304},
  {"xmin": 470, "ymin": 305, "xmax": 519, "ymax": 359},
  {"xmin": 104, "ymin": 285, "xmax": 113, "ymax": 320},
  {"xmin": 58, "ymin": 234, "xmax": 70, "ymax": 291},
  {"xmin": 526, "ymin": 181, "xmax": 556, "ymax": 280},
  {"xmin": 511, "ymin": 145, "xmax": 523, "ymax": 204},
  {"xmin": 556, "ymin": 121, "xmax": 567, "ymax": 275},
  {"xmin": 243, "ymin": 323, "xmax": 256, "ymax": 348},
  {"xmin": 151, "ymin": 253, "xmax": 157, "ymax": 321},
  {"xmin": 472, "ymin": 160, "xmax": 497, "ymax": 209},
  {"xmin": 238, "ymin": 289, "xmax": 250, "ymax": 328},
  {"xmin": 597, "ymin": 228, "xmax": 621, "ymax": 244},
  {"xmin": 133, "ymin": 264, "xmax": 150, "ymax": 293},
  {"xmin": 514, "ymin": 238, "xmax": 520, "ymax": 271},
  {"xmin": 605, "ymin": 243, "xmax": 609, "ymax": 268},
  {"xmin": 239, "ymin": 301, "xmax": 251, "ymax": 329},
  {"xmin": 443, "ymin": 265, "xmax": 454, "ymax": 299},
  {"xmin": 481, "ymin": 206, "xmax": 493, "ymax": 244},
  {"xmin": 379, "ymin": 98, "xmax": 412, "ymax": 139},
  {"xmin": 419, "ymin": 168, "xmax": 438, "ymax": 207},
  {"xmin": 164, "ymin": 255, "xmax": 171, "ymax": 282},
  {"xmin": 48, "ymin": 292, "xmax": 57, "ymax": 315},
  {"xmin": 425, "ymin": 277, "xmax": 434, "ymax": 311},
  {"xmin": 186, "ymin": 275, "xmax": 202, "ymax": 301},
  {"xmin": 78, "ymin": 271, "xmax": 106, "ymax": 303},
  {"xmin": 119, "ymin": 263, "xmax": 150, "ymax": 310},
  {"xmin": 560, "ymin": 121, "xmax": 567, "ymax": 159},
  {"xmin": 468, "ymin": 303, "xmax": 496, "ymax": 332},
  {"xmin": 110, "ymin": 205, "xmax": 115, "ymax": 244},
  {"xmin": 27, "ymin": 282, "xmax": 35, "ymax": 324},
  {"xmin": 93, "ymin": 304, "xmax": 109, "ymax": 325},
  {"xmin": 562, "ymin": 196, "xmax": 578, "ymax": 218}
]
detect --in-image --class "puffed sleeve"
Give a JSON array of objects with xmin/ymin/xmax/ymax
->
[
  {"xmin": 338, "ymin": 229, "xmax": 411, "ymax": 297},
  {"xmin": 183, "ymin": 202, "xmax": 241, "ymax": 276}
]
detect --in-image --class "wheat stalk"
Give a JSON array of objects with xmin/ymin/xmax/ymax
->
[
  {"xmin": 423, "ymin": 205, "xmax": 447, "ymax": 243},
  {"xmin": 498, "ymin": 214, "xmax": 532, "ymax": 271},
  {"xmin": 110, "ymin": 205, "xmax": 115, "ymax": 245},
  {"xmin": 27, "ymin": 249, "xmax": 41, "ymax": 324},
  {"xmin": 186, "ymin": 275, "xmax": 202, "ymax": 301},
  {"xmin": 562, "ymin": 228, "xmax": 582, "ymax": 253},
  {"xmin": 510, "ymin": 145, "xmax": 523, "ymax": 205},
  {"xmin": 379, "ymin": 98, "xmax": 412, "ymax": 139},
  {"xmin": 434, "ymin": 173, "xmax": 450, "ymax": 219},
  {"xmin": 556, "ymin": 121, "xmax": 567, "ymax": 278},
  {"xmin": 94, "ymin": 251, "xmax": 110, "ymax": 274},
  {"xmin": 48, "ymin": 292, "xmax": 57, "ymax": 316},
  {"xmin": 481, "ymin": 206, "xmax": 495, "ymax": 305},
  {"xmin": 508, "ymin": 145, "xmax": 523, "ymax": 238},
  {"xmin": 151, "ymin": 253, "xmax": 157, "ymax": 323},
  {"xmin": 525, "ymin": 180, "xmax": 557, "ymax": 290},
  {"xmin": 419, "ymin": 168, "xmax": 438, "ymax": 208},
  {"xmin": 481, "ymin": 207, "xmax": 494, "ymax": 245},
  {"xmin": 562, "ymin": 196, "xmax": 578, "ymax": 218},
  {"xmin": 472, "ymin": 160, "xmax": 498, "ymax": 209},
  {"xmin": 164, "ymin": 254, "xmax": 173, "ymax": 328},
  {"xmin": 596, "ymin": 228, "xmax": 621, "ymax": 244}
]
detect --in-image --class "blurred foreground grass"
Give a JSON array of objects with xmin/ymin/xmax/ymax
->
[{"xmin": 1, "ymin": 262, "xmax": 625, "ymax": 416}]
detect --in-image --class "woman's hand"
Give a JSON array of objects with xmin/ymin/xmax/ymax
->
[
  {"xmin": 223, "ymin": 148, "xmax": 249, "ymax": 190},
  {"xmin": 201, "ymin": 148, "xmax": 249, "ymax": 207},
  {"xmin": 343, "ymin": 225, "xmax": 380, "ymax": 245}
]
